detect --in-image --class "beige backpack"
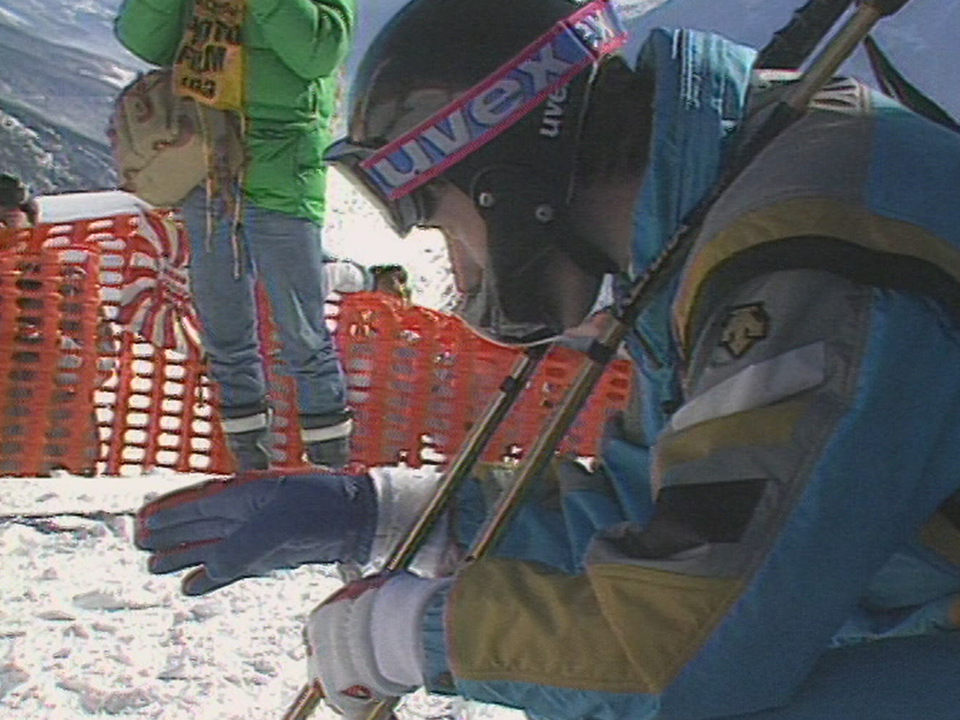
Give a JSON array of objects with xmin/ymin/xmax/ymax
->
[{"xmin": 108, "ymin": 69, "xmax": 244, "ymax": 208}]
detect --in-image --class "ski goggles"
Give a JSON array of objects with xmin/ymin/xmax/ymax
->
[
  {"xmin": 323, "ymin": 0, "xmax": 626, "ymax": 237},
  {"xmin": 323, "ymin": 138, "xmax": 439, "ymax": 236}
]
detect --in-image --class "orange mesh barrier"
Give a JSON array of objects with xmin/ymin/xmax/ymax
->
[
  {"xmin": 0, "ymin": 248, "xmax": 101, "ymax": 475},
  {"xmin": 0, "ymin": 216, "xmax": 633, "ymax": 476},
  {"xmin": 0, "ymin": 216, "xmax": 228, "ymax": 476},
  {"xmin": 219, "ymin": 290, "xmax": 634, "ymax": 468}
]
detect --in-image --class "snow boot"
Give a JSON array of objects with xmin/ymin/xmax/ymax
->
[
  {"xmin": 300, "ymin": 409, "xmax": 354, "ymax": 469},
  {"xmin": 222, "ymin": 408, "xmax": 273, "ymax": 472}
]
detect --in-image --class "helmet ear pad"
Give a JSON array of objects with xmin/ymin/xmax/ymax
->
[{"xmin": 454, "ymin": 163, "xmax": 605, "ymax": 339}]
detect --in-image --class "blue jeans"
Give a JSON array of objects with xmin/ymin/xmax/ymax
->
[{"xmin": 181, "ymin": 187, "xmax": 347, "ymax": 419}]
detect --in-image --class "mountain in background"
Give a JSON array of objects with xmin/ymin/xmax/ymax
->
[
  {"xmin": 0, "ymin": 0, "xmax": 955, "ymax": 195},
  {"xmin": 0, "ymin": 0, "xmax": 146, "ymax": 193}
]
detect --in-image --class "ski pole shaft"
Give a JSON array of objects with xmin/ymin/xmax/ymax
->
[
  {"xmin": 466, "ymin": 344, "xmax": 614, "ymax": 559},
  {"xmin": 281, "ymin": 346, "xmax": 548, "ymax": 720},
  {"xmin": 354, "ymin": 329, "xmax": 633, "ymax": 720},
  {"xmin": 361, "ymin": 340, "xmax": 611, "ymax": 720},
  {"xmin": 785, "ymin": 0, "xmax": 885, "ymax": 111},
  {"xmin": 280, "ymin": 681, "xmax": 325, "ymax": 720},
  {"xmin": 867, "ymin": 0, "xmax": 911, "ymax": 15}
]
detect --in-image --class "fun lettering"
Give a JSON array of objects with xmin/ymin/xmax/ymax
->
[
  {"xmin": 180, "ymin": 75, "xmax": 217, "ymax": 100},
  {"xmin": 177, "ymin": 45, "xmax": 229, "ymax": 74},
  {"xmin": 172, "ymin": 0, "xmax": 244, "ymax": 109},
  {"xmin": 187, "ymin": 18, "xmax": 242, "ymax": 46}
]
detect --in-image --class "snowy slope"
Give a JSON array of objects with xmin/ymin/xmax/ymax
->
[
  {"xmin": 0, "ymin": 0, "xmax": 139, "ymax": 69},
  {"xmin": 1, "ymin": 472, "xmax": 521, "ymax": 720},
  {"xmin": 0, "ymin": 472, "xmax": 343, "ymax": 720}
]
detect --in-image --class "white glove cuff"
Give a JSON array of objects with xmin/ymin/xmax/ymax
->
[
  {"xmin": 367, "ymin": 467, "xmax": 455, "ymax": 576},
  {"xmin": 371, "ymin": 574, "xmax": 452, "ymax": 688}
]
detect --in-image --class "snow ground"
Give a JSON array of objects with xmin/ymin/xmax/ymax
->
[
  {"xmin": 0, "ymin": 471, "xmax": 347, "ymax": 720},
  {"xmin": 0, "ymin": 472, "xmax": 513, "ymax": 720}
]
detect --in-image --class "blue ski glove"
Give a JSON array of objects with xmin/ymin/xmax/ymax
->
[
  {"xmin": 305, "ymin": 571, "xmax": 452, "ymax": 719},
  {"xmin": 135, "ymin": 469, "xmax": 377, "ymax": 595}
]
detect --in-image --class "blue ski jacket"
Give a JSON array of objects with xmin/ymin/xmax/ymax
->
[{"xmin": 420, "ymin": 28, "xmax": 960, "ymax": 720}]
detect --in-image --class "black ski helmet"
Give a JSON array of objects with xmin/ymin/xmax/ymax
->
[{"xmin": 326, "ymin": 0, "xmax": 628, "ymax": 344}]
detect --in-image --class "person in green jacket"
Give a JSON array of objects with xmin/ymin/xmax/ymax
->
[{"xmin": 114, "ymin": 0, "xmax": 357, "ymax": 471}]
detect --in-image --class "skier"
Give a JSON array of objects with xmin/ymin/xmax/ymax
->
[{"xmin": 134, "ymin": 0, "xmax": 960, "ymax": 718}]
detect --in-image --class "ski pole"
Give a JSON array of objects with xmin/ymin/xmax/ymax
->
[
  {"xmin": 385, "ymin": 342, "xmax": 550, "ymax": 572},
  {"xmin": 787, "ymin": 0, "xmax": 911, "ymax": 112},
  {"xmin": 354, "ymin": 337, "xmax": 624, "ymax": 720},
  {"xmin": 280, "ymin": 344, "xmax": 548, "ymax": 720}
]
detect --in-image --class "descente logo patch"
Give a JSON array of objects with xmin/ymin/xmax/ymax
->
[{"xmin": 361, "ymin": 0, "xmax": 627, "ymax": 201}]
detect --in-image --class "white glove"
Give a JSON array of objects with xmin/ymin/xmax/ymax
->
[
  {"xmin": 366, "ymin": 467, "xmax": 459, "ymax": 577},
  {"xmin": 306, "ymin": 571, "xmax": 452, "ymax": 719}
]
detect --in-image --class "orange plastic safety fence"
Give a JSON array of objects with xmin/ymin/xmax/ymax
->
[
  {"xmin": 0, "ymin": 217, "xmax": 231, "ymax": 476},
  {"xmin": 325, "ymin": 293, "xmax": 634, "ymax": 467},
  {"xmin": 0, "ymin": 216, "xmax": 633, "ymax": 476},
  {"xmin": 0, "ymin": 247, "xmax": 101, "ymax": 475}
]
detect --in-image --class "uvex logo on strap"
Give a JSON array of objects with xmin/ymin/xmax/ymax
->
[{"xmin": 362, "ymin": 0, "xmax": 627, "ymax": 201}]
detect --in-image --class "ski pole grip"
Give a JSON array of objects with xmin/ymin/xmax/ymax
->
[{"xmin": 862, "ymin": 0, "xmax": 911, "ymax": 16}]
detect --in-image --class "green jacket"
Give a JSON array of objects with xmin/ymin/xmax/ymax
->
[{"xmin": 114, "ymin": 0, "xmax": 356, "ymax": 222}]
